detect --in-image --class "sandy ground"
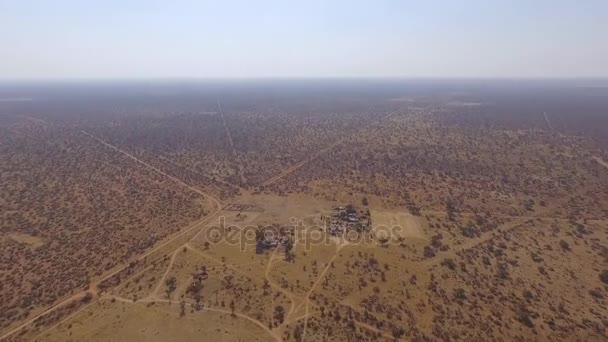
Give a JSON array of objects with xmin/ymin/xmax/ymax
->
[
  {"xmin": 41, "ymin": 300, "xmax": 273, "ymax": 342},
  {"xmin": 370, "ymin": 209, "xmax": 425, "ymax": 240}
]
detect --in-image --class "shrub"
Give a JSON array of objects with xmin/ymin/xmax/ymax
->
[
  {"xmin": 496, "ymin": 262, "xmax": 510, "ymax": 280},
  {"xmin": 516, "ymin": 304, "xmax": 534, "ymax": 328},
  {"xmin": 453, "ymin": 288, "xmax": 466, "ymax": 301},
  {"xmin": 423, "ymin": 246, "xmax": 436, "ymax": 258},
  {"xmin": 441, "ymin": 258, "xmax": 456, "ymax": 270},
  {"xmin": 600, "ymin": 270, "xmax": 608, "ymax": 285},
  {"xmin": 589, "ymin": 288, "xmax": 604, "ymax": 299}
]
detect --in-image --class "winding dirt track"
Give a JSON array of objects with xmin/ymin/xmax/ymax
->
[
  {"xmin": 299, "ymin": 242, "xmax": 348, "ymax": 341},
  {"xmin": 103, "ymin": 296, "xmax": 282, "ymax": 342}
]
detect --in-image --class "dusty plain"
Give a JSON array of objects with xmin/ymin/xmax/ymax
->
[{"xmin": 1, "ymin": 80, "xmax": 607, "ymax": 341}]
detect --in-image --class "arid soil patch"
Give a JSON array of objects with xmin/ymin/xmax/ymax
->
[{"xmin": 370, "ymin": 210, "xmax": 425, "ymax": 240}]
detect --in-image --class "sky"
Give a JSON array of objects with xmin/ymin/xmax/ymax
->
[{"xmin": 0, "ymin": 0, "xmax": 607, "ymax": 79}]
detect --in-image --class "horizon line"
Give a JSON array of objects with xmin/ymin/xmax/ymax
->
[{"xmin": 1, "ymin": 76, "xmax": 608, "ymax": 83}]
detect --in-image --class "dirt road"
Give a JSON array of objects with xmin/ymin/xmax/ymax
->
[
  {"xmin": 260, "ymin": 111, "xmax": 400, "ymax": 187},
  {"xmin": 216, "ymin": 99, "xmax": 246, "ymax": 185},
  {"xmin": 0, "ymin": 132, "xmax": 224, "ymax": 341},
  {"xmin": 593, "ymin": 156, "xmax": 608, "ymax": 170},
  {"xmin": 81, "ymin": 130, "xmax": 221, "ymax": 207}
]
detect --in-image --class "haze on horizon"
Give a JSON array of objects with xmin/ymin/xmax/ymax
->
[{"xmin": 1, "ymin": 0, "xmax": 607, "ymax": 80}]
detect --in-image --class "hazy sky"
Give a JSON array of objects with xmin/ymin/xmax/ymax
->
[{"xmin": 1, "ymin": 0, "xmax": 607, "ymax": 79}]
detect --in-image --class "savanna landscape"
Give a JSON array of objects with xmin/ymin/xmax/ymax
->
[{"xmin": 1, "ymin": 79, "xmax": 607, "ymax": 341}]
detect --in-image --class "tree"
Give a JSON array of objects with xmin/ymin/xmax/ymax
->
[
  {"xmin": 392, "ymin": 327, "xmax": 406, "ymax": 339},
  {"xmin": 559, "ymin": 239, "xmax": 570, "ymax": 251},
  {"xmin": 255, "ymin": 227, "xmax": 265, "ymax": 242},
  {"xmin": 441, "ymin": 258, "xmax": 456, "ymax": 270},
  {"xmin": 255, "ymin": 227, "xmax": 267, "ymax": 254},
  {"xmin": 285, "ymin": 250, "xmax": 295, "ymax": 262},
  {"xmin": 294, "ymin": 325, "xmax": 303, "ymax": 342},
  {"xmin": 165, "ymin": 276, "xmax": 177, "ymax": 299},
  {"xmin": 193, "ymin": 292, "xmax": 203, "ymax": 310},
  {"xmin": 230, "ymin": 300, "xmax": 236, "ymax": 317},
  {"xmin": 446, "ymin": 199, "xmax": 457, "ymax": 221},
  {"xmin": 496, "ymin": 262, "xmax": 510, "ymax": 280},
  {"xmin": 423, "ymin": 246, "xmax": 436, "ymax": 258},
  {"xmin": 187, "ymin": 280, "xmax": 204, "ymax": 310},
  {"xmin": 81, "ymin": 292, "xmax": 93, "ymax": 303},
  {"xmin": 274, "ymin": 305, "xmax": 286, "ymax": 324},
  {"xmin": 516, "ymin": 304, "xmax": 534, "ymax": 328},
  {"xmin": 524, "ymin": 199, "xmax": 535, "ymax": 211},
  {"xmin": 179, "ymin": 300, "xmax": 186, "ymax": 317},
  {"xmin": 461, "ymin": 222, "xmax": 479, "ymax": 238},
  {"xmin": 453, "ymin": 288, "xmax": 466, "ymax": 301},
  {"xmin": 430, "ymin": 234, "xmax": 443, "ymax": 248},
  {"xmin": 284, "ymin": 239, "xmax": 295, "ymax": 262},
  {"xmin": 263, "ymin": 279, "xmax": 271, "ymax": 295}
]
